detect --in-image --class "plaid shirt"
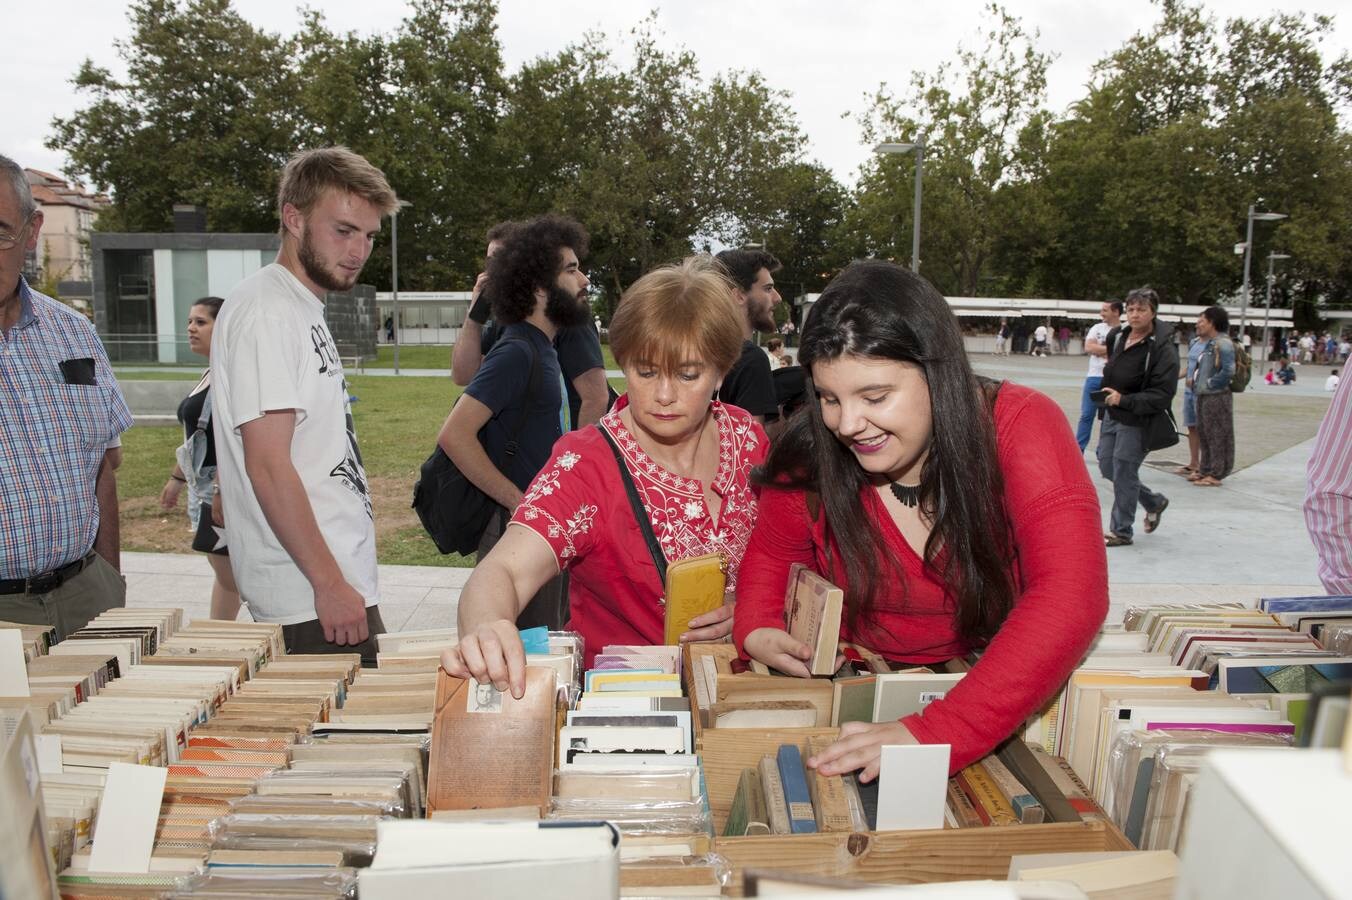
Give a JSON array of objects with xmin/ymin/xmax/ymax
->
[{"xmin": 0, "ymin": 278, "xmax": 132, "ymax": 578}]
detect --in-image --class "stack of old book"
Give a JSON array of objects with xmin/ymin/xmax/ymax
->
[{"xmin": 1024, "ymin": 597, "xmax": 1352, "ymax": 853}]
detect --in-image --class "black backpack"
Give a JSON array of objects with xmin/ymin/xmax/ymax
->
[{"xmin": 411, "ymin": 340, "xmax": 541, "ymax": 555}]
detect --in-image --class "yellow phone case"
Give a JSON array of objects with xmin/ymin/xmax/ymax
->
[{"xmin": 663, "ymin": 552, "xmax": 728, "ymax": 645}]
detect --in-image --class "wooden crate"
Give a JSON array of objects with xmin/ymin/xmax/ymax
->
[
  {"xmin": 701, "ymin": 727, "xmax": 1134, "ymax": 896},
  {"xmin": 716, "ymin": 821, "xmax": 1132, "ymax": 896}
]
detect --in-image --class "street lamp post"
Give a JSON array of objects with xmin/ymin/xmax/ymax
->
[
  {"xmin": 1238, "ymin": 204, "xmax": 1286, "ymax": 338},
  {"xmin": 1259, "ymin": 252, "xmax": 1291, "ymax": 366},
  {"xmin": 391, "ymin": 200, "xmax": 412, "ymax": 375},
  {"xmin": 874, "ymin": 138, "xmax": 925, "ymax": 273}
]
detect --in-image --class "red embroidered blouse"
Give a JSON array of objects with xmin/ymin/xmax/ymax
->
[
  {"xmin": 732, "ymin": 383, "xmax": 1108, "ymax": 773},
  {"xmin": 512, "ymin": 396, "xmax": 767, "ymax": 666}
]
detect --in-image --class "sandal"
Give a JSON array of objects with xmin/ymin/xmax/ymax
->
[
  {"xmin": 1143, "ymin": 497, "xmax": 1169, "ymax": 534},
  {"xmin": 1187, "ymin": 472, "xmax": 1204, "ymax": 482},
  {"xmin": 1105, "ymin": 533, "xmax": 1133, "ymax": 547},
  {"xmin": 1194, "ymin": 476, "xmax": 1222, "ymax": 487},
  {"xmin": 1173, "ymin": 466, "xmax": 1196, "ymax": 476}
]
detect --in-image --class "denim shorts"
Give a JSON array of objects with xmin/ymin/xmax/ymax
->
[{"xmin": 1182, "ymin": 389, "xmax": 1197, "ymax": 428}]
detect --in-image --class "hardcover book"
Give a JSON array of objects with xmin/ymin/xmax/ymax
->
[{"xmin": 426, "ymin": 668, "xmax": 556, "ymax": 817}]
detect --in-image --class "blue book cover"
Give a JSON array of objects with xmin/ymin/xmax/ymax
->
[
  {"xmin": 776, "ymin": 744, "xmax": 818, "ymax": 834},
  {"xmin": 1259, "ymin": 596, "xmax": 1352, "ymax": 612}
]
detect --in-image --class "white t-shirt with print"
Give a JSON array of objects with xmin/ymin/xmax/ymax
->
[
  {"xmin": 1085, "ymin": 322, "xmax": 1111, "ymax": 377},
  {"xmin": 211, "ymin": 264, "xmax": 378, "ymax": 624}
]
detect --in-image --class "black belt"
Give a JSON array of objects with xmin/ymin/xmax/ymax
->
[{"xmin": 0, "ymin": 552, "xmax": 97, "ymax": 595}]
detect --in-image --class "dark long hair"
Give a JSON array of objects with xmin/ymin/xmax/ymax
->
[{"xmin": 757, "ymin": 260, "xmax": 1015, "ymax": 645}]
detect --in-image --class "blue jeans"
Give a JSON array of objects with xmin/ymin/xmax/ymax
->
[
  {"xmin": 1096, "ymin": 416, "xmax": 1167, "ymax": 539},
  {"xmin": 1077, "ymin": 376, "xmax": 1103, "ymax": 452}
]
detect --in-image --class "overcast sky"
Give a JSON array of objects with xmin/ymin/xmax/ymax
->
[{"xmin": 5, "ymin": 0, "xmax": 1349, "ymax": 189}]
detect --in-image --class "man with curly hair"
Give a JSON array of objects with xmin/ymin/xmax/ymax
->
[{"xmin": 437, "ymin": 213, "xmax": 592, "ymax": 629}]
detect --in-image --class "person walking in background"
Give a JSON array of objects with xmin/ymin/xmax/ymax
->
[
  {"xmin": 765, "ymin": 336, "xmax": 790, "ymax": 369},
  {"xmin": 1175, "ymin": 326, "xmax": 1206, "ymax": 478},
  {"xmin": 1326, "ymin": 369, "xmax": 1340, "ymax": 392},
  {"xmin": 1077, "ymin": 300, "xmax": 1120, "ymax": 453},
  {"xmin": 160, "ymin": 297, "xmax": 241, "ymax": 620},
  {"xmin": 994, "ymin": 319, "xmax": 1009, "ymax": 356},
  {"xmin": 714, "ymin": 247, "xmax": 784, "ymax": 430},
  {"xmin": 1057, "ymin": 324, "xmax": 1071, "ymax": 354},
  {"xmin": 1191, "ymin": 307, "xmax": 1236, "ymax": 487},
  {"xmin": 438, "ymin": 214, "xmax": 593, "ymax": 631},
  {"xmin": 1031, "ymin": 322, "xmax": 1049, "ymax": 357},
  {"xmin": 1097, "ymin": 288, "xmax": 1178, "ymax": 546}
]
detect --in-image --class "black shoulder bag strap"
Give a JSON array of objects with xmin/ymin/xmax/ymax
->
[
  {"xmin": 596, "ymin": 422, "xmax": 668, "ymax": 584},
  {"xmin": 500, "ymin": 338, "xmax": 542, "ymax": 463}
]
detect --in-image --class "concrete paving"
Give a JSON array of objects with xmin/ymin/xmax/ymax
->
[{"xmin": 118, "ymin": 350, "xmax": 1334, "ymax": 631}]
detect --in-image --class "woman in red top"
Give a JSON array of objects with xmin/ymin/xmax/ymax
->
[
  {"xmin": 734, "ymin": 261, "xmax": 1107, "ymax": 778},
  {"xmin": 444, "ymin": 257, "xmax": 767, "ymax": 695}
]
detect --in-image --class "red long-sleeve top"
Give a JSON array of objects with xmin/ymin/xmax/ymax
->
[{"xmin": 732, "ymin": 383, "xmax": 1108, "ymax": 773}]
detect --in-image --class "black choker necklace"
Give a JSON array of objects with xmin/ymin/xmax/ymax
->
[{"xmin": 889, "ymin": 480, "xmax": 922, "ymax": 508}]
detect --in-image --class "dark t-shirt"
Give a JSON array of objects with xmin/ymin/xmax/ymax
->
[
  {"xmin": 718, "ymin": 340, "xmax": 780, "ymax": 420},
  {"xmin": 482, "ymin": 321, "xmax": 607, "ymax": 428},
  {"xmin": 466, "ymin": 323, "xmax": 563, "ymax": 491},
  {"xmin": 177, "ymin": 385, "xmax": 216, "ymax": 467}
]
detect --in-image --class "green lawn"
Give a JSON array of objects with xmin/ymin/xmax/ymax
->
[{"xmin": 366, "ymin": 345, "xmax": 453, "ymax": 369}]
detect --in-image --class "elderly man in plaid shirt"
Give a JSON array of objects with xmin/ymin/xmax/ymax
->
[{"xmin": 0, "ymin": 155, "xmax": 132, "ymax": 639}]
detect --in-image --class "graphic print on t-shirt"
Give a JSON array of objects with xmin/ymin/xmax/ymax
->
[
  {"xmin": 329, "ymin": 388, "xmax": 372, "ymax": 520},
  {"xmin": 310, "ymin": 324, "xmax": 342, "ymax": 377}
]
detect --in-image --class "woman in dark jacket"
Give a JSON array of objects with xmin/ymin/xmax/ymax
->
[{"xmin": 1098, "ymin": 287, "xmax": 1179, "ymax": 546}]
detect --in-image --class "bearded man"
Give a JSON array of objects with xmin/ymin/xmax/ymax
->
[
  {"xmin": 212, "ymin": 146, "xmax": 399, "ymax": 659},
  {"xmin": 714, "ymin": 248, "xmax": 783, "ymax": 432},
  {"xmin": 437, "ymin": 213, "xmax": 593, "ymax": 630}
]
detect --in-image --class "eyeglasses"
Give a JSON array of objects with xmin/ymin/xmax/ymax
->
[{"xmin": 0, "ymin": 212, "xmax": 34, "ymax": 251}]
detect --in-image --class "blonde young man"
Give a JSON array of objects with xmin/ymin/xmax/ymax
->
[{"xmin": 212, "ymin": 147, "xmax": 399, "ymax": 659}]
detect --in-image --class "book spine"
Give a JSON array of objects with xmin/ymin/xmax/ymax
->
[
  {"xmin": 997, "ymin": 740, "xmax": 1081, "ymax": 824},
  {"xmin": 945, "ymin": 777, "xmax": 983, "ymax": 828},
  {"xmin": 982, "ymin": 754, "xmax": 1044, "ymax": 824},
  {"xmin": 723, "ymin": 768, "xmax": 754, "ymax": 837},
  {"xmin": 956, "ymin": 762, "xmax": 1018, "ymax": 826},
  {"xmin": 804, "ymin": 737, "xmax": 854, "ymax": 832},
  {"xmin": 744, "ymin": 762, "xmax": 770, "ymax": 835},
  {"xmin": 841, "ymin": 775, "xmax": 869, "ymax": 832},
  {"xmin": 1026, "ymin": 746, "xmax": 1108, "ymax": 823},
  {"xmin": 953, "ymin": 770, "xmax": 992, "ymax": 825},
  {"xmin": 776, "ymin": 744, "xmax": 818, "ymax": 834},
  {"xmin": 758, "ymin": 754, "xmax": 791, "ymax": 834}
]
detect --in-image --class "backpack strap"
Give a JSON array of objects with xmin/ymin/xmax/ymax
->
[{"xmin": 501, "ymin": 338, "xmax": 542, "ymax": 460}]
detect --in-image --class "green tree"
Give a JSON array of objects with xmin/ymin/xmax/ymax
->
[
  {"xmin": 1028, "ymin": 1, "xmax": 1352, "ymax": 311},
  {"xmin": 49, "ymin": 0, "xmax": 300, "ymax": 233},
  {"xmin": 846, "ymin": 4, "xmax": 1052, "ymax": 297}
]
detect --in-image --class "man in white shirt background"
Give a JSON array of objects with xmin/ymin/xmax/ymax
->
[
  {"xmin": 1031, "ymin": 321, "xmax": 1049, "ymax": 356},
  {"xmin": 1077, "ymin": 300, "xmax": 1121, "ymax": 453},
  {"xmin": 211, "ymin": 146, "xmax": 400, "ymax": 660}
]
